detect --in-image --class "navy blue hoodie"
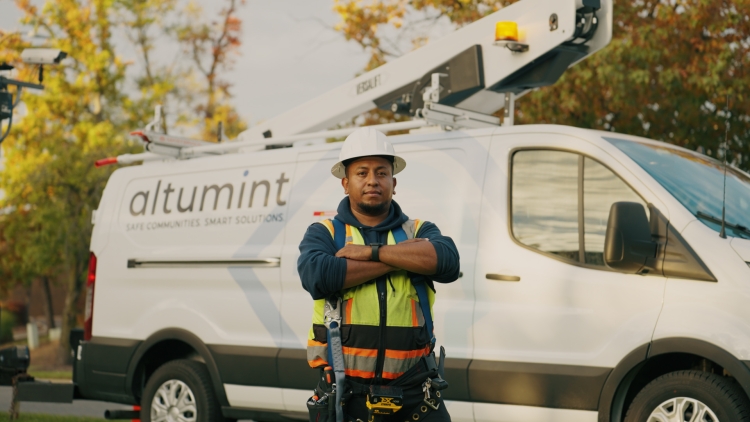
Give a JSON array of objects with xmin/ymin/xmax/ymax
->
[{"xmin": 298, "ymin": 197, "xmax": 460, "ymax": 300}]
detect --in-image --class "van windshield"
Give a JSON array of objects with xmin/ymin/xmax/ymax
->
[{"xmin": 605, "ymin": 137, "xmax": 750, "ymax": 239}]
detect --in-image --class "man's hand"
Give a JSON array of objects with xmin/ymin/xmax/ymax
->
[
  {"xmin": 336, "ymin": 239, "xmax": 429, "ymax": 261},
  {"xmin": 335, "ymin": 244, "xmax": 372, "ymax": 261}
]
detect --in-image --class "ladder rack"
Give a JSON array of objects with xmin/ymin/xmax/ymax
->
[{"xmin": 96, "ymin": 120, "xmax": 432, "ymax": 167}]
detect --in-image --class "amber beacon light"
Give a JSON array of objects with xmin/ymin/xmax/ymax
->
[
  {"xmin": 494, "ymin": 21, "xmax": 529, "ymax": 52},
  {"xmin": 495, "ymin": 21, "xmax": 519, "ymax": 41}
]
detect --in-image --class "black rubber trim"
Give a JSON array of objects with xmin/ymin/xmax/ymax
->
[
  {"xmin": 442, "ymin": 357, "xmax": 471, "ymax": 401},
  {"xmin": 83, "ymin": 336, "xmax": 639, "ymax": 414},
  {"xmin": 208, "ymin": 344, "xmax": 279, "ymax": 387},
  {"xmin": 597, "ymin": 343, "xmax": 650, "ymax": 422},
  {"xmin": 277, "ymin": 348, "xmax": 318, "ymax": 389},
  {"xmin": 661, "ymin": 223, "xmax": 716, "ymax": 282},
  {"xmin": 468, "ymin": 359, "xmax": 611, "ymax": 410},
  {"xmin": 221, "ymin": 348, "xmax": 611, "ymax": 410},
  {"xmin": 87, "ymin": 336, "xmax": 140, "ymax": 375},
  {"xmin": 649, "ymin": 338, "xmax": 750, "ymax": 401},
  {"xmin": 74, "ymin": 337, "xmax": 141, "ymax": 403},
  {"xmin": 75, "ymin": 341, "xmax": 137, "ymax": 405},
  {"xmin": 124, "ymin": 328, "xmax": 230, "ymax": 407}
]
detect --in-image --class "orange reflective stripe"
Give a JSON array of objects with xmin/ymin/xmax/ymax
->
[
  {"xmin": 308, "ymin": 358, "xmax": 328, "ymax": 367},
  {"xmin": 345, "ymin": 224, "xmax": 353, "ymax": 244},
  {"xmin": 381, "ymin": 371, "xmax": 404, "ymax": 380},
  {"xmin": 411, "ymin": 300, "xmax": 419, "ymax": 327},
  {"xmin": 346, "ymin": 299, "xmax": 353, "ymax": 323},
  {"xmin": 345, "ymin": 368, "xmax": 376, "ymax": 378},
  {"xmin": 414, "ymin": 219, "xmax": 422, "ymax": 236},
  {"xmin": 307, "ymin": 339, "xmax": 326, "ymax": 347},
  {"xmin": 342, "ymin": 346, "xmax": 378, "ymax": 358},
  {"xmin": 384, "ymin": 346, "xmax": 431, "ymax": 360}
]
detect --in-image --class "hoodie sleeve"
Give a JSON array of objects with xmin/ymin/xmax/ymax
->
[
  {"xmin": 416, "ymin": 221, "xmax": 460, "ymax": 284},
  {"xmin": 298, "ymin": 223, "xmax": 348, "ymax": 300}
]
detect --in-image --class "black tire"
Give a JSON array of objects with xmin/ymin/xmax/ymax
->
[
  {"xmin": 624, "ymin": 370, "xmax": 750, "ymax": 422},
  {"xmin": 140, "ymin": 359, "xmax": 225, "ymax": 422}
]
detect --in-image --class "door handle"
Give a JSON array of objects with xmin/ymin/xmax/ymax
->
[{"xmin": 486, "ymin": 274, "xmax": 521, "ymax": 282}]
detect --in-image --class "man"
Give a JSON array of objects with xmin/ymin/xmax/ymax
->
[{"xmin": 298, "ymin": 127, "xmax": 460, "ymax": 421}]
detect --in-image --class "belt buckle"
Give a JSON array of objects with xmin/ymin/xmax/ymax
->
[
  {"xmin": 324, "ymin": 297, "xmax": 342, "ymax": 329},
  {"xmin": 422, "ymin": 378, "xmax": 440, "ymax": 410}
]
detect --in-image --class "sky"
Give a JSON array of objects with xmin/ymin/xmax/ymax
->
[{"xmin": 0, "ymin": 0, "xmax": 371, "ymax": 126}]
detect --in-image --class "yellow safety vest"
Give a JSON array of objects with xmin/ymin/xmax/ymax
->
[{"xmin": 306, "ymin": 219, "xmax": 436, "ymax": 381}]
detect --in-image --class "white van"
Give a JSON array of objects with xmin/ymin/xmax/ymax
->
[{"xmin": 74, "ymin": 124, "xmax": 750, "ymax": 422}]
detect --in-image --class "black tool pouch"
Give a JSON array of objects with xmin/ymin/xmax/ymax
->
[
  {"xmin": 309, "ymin": 367, "xmax": 340, "ymax": 422},
  {"xmin": 307, "ymin": 395, "xmax": 333, "ymax": 422}
]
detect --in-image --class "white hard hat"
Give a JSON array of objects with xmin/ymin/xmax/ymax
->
[{"xmin": 330, "ymin": 127, "xmax": 406, "ymax": 179}]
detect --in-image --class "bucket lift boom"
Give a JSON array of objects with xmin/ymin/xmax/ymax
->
[{"xmin": 237, "ymin": 0, "xmax": 612, "ymax": 143}]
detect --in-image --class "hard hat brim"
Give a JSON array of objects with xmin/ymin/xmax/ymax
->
[{"xmin": 331, "ymin": 155, "xmax": 406, "ymax": 179}]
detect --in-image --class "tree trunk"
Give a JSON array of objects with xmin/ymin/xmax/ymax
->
[
  {"xmin": 23, "ymin": 284, "xmax": 31, "ymax": 325},
  {"xmin": 41, "ymin": 276, "xmax": 55, "ymax": 329},
  {"xmin": 57, "ymin": 267, "xmax": 84, "ymax": 365}
]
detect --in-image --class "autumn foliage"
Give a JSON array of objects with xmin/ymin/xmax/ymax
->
[
  {"xmin": 333, "ymin": 0, "xmax": 749, "ymax": 168},
  {"xmin": 0, "ymin": 0, "xmax": 246, "ymax": 362}
]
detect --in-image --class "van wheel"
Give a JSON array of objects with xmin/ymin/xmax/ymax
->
[
  {"xmin": 141, "ymin": 359, "xmax": 225, "ymax": 422},
  {"xmin": 624, "ymin": 370, "xmax": 750, "ymax": 422}
]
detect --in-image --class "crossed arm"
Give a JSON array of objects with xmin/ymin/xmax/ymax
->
[{"xmin": 336, "ymin": 239, "xmax": 437, "ymax": 289}]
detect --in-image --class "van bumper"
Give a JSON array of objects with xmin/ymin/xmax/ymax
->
[{"xmin": 72, "ymin": 333, "xmax": 140, "ymax": 405}]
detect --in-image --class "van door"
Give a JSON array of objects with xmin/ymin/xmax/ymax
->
[{"xmin": 471, "ymin": 132, "xmax": 667, "ymax": 422}]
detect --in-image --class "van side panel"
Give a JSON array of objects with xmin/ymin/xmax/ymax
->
[{"xmin": 85, "ymin": 151, "xmax": 298, "ymax": 410}]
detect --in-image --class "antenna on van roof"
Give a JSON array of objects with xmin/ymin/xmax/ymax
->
[
  {"xmin": 719, "ymin": 95, "xmax": 731, "ymax": 239},
  {"xmin": 96, "ymin": 0, "xmax": 614, "ymax": 166}
]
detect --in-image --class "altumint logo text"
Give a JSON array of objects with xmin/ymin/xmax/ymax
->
[{"xmin": 129, "ymin": 172, "xmax": 290, "ymax": 217}]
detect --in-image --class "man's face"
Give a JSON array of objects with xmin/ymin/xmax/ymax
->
[{"xmin": 342, "ymin": 156, "xmax": 397, "ymax": 216}]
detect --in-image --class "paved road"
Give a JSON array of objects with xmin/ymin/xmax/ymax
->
[
  {"xmin": 0, "ymin": 385, "xmax": 131, "ymax": 418},
  {"xmin": 1, "ymin": 385, "xmax": 256, "ymax": 420}
]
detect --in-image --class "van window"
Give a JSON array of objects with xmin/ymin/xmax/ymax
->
[
  {"xmin": 511, "ymin": 150, "xmax": 646, "ymax": 268},
  {"xmin": 512, "ymin": 150, "xmax": 580, "ymax": 261}
]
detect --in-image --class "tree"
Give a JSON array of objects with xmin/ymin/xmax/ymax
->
[
  {"xmin": 172, "ymin": 0, "xmax": 247, "ymax": 141},
  {"xmin": 0, "ymin": 0, "xmax": 247, "ymax": 363},
  {"xmin": 1, "ymin": 0, "xmax": 137, "ymax": 362},
  {"xmin": 332, "ymin": 0, "xmax": 750, "ymax": 168}
]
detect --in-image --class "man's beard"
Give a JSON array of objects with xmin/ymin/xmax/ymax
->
[{"xmin": 356, "ymin": 200, "xmax": 389, "ymax": 216}]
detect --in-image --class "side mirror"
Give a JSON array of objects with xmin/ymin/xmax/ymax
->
[{"xmin": 604, "ymin": 202, "xmax": 657, "ymax": 273}]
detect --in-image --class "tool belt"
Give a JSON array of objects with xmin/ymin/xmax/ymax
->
[{"xmin": 306, "ymin": 350, "xmax": 449, "ymax": 422}]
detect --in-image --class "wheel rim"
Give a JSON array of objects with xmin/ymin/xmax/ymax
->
[
  {"xmin": 647, "ymin": 397, "xmax": 719, "ymax": 422},
  {"xmin": 150, "ymin": 379, "xmax": 198, "ymax": 422}
]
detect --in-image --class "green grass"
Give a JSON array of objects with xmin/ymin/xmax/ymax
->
[
  {"xmin": 0, "ymin": 414, "xmax": 106, "ymax": 421},
  {"xmin": 26, "ymin": 370, "xmax": 72, "ymax": 381}
]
